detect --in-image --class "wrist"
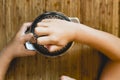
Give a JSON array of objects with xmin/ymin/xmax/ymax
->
[
  {"xmin": 0, "ymin": 45, "xmax": 15, "ymax": 61},
  {"xmin": 72, "ymin": 23, "xmax": 82, "ymax": 41},
  {"xmin": 69, "ymin": 22, "xmax": 80, "ymax": 41},
  {"xmin": 0, "ymin": 49, "xmax": 14, "ymax": 65},
  {"xmin": 74, "ymin": 23, "xmax": 92, "ymax": 44}
]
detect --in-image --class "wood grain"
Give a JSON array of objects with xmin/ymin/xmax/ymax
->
[
  {"xmin": 0, "ymin": 0, "xmax": 6, "ymax": 50},
  {"xmin": 0, "ymin": 0, "xmax": 119, "ymax": 80}
]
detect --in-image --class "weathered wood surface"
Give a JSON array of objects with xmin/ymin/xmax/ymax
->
[{"xmin": 0, "ymin": 0, "xmax": 119, "ymax": 80}]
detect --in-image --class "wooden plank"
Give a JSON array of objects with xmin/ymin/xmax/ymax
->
[
  {"xmin": 80, "ymin": 0, "xmax": 103, "ymax": 80},
  {"xmin": 112, "ymin": 0, "xmax": 119, "ymax": 36},
  {"xmin": 80, "ymin": 0, "xmax": 119, "ymax": 80},
  {"xmin": 45, "ymin": 0, "xmax": 81, "ymax": 80},
  {"xmin": 5, "ymin": 0, "xmax": 27, "ymax": 79},
  {"xmin": 4, "ymin": 0, "xmax": 46, "ymax": 80},
  {"xmin": 0, "ymin": 0, "xmax": 6, "ymax": 50}
]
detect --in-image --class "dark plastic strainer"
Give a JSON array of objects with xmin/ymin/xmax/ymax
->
[{"xmin": 28, "ymin": 11, "xmax": 73, "ymax": 56}]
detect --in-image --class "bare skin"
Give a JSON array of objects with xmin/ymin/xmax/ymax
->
[
  {"xmin": 35, "ymin": 19, "xmax": 120, "ymax": 80},
  {"xmin": 0, "ymin": 22, "xmax": 73, "ymax": 80},
  {"xmin": 0, "ymin": 19, "xmax": 120, "ymax": 80},
  {"xmin": 60, "ymin": 76, "xmax": 76, "ymax": 80},
  {"xmin": 100, "ymin": 61, "xmax": 120, "ymax": 80},
  {"xmin": 0, "ymin": 23, "xmax": 37, "ymax": 80}
]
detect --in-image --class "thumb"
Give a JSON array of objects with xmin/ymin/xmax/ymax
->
[{"xmin": 22, "ymin": 33, "xmax": 34, "ymax": 43}]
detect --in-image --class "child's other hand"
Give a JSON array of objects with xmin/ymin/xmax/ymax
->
[
  {"xmin": 5, "ymin": 23, "xmax": 36, "ymax": 58},
  {"xmin": 35, "ymin": 19, "xmax": 78, "ymax": 52}
]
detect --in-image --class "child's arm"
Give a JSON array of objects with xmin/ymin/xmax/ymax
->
[
  {"xmin": 100, "ymin": 61, "xmax": 120, "ymax": 80},
  {"xmin": 35, "ymin": 19, "xmax": 120, "ymax": 61},
  {"xmin": 35, "ymin": 19, "xmax": 120, "ymax": 80},
  {"xmin": 75, "ymin": 24, "xmax": 120, "ymax": 61},
  {"xmin": 0, "ymin": 23, "xmax": 36, "ymax": 80}
]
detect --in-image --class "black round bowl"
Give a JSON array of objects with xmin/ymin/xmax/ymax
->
[{"xmin": 30, "ymin": 11, "xmax": 73, "ymax": 56}]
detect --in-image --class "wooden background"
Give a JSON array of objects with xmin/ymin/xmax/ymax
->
[{"xmin": 0, "ymin": 0, "xmax": 119, "ymax": 80}]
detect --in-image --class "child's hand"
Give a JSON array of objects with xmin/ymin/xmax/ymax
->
[
  {"xmin": 4, "ymin": 23, "xmax": 36, "ymax": 59},
  {"xmin": 35, "ymin": 19, "xmax": 78, "ymax": 52},
  {"xmin": 60, "ymin": 76, "xmax": 76, "ymax": 80}
]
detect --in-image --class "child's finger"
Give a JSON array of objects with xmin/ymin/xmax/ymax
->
[
  {"xmin": 21, "ymin": 23, "xmax": 32, "ymax": 33},
  {"xmin": 37, "ymin": 37, "xmax": 56, "ymax": 45},
  {"xmin": 48, "ymin": 45, "xmax": 62, "ymax": 52},
  {"xmin": 35, "ymin": 27, "xmax": 50, "ymax": 36},
  {"xmin": 22, "ymin": 33, "xmax": 34, "ymax": 43}
]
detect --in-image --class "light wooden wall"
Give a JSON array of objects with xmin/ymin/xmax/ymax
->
[{"xmin": 0, "ymin": 0, "xmax": 119, "ymax": 80}]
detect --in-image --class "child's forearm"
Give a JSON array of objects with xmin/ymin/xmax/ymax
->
[
  {"xmin": 0, "ymin": 47, "xmax": 14, "ymax": 80},
  {"xmin": 0, "ymin": 23, "xmax": 36, "ymax": 80},
  {"xmin": 75, "ymin": 24, "xmax": 120, "ymax": 61}
]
